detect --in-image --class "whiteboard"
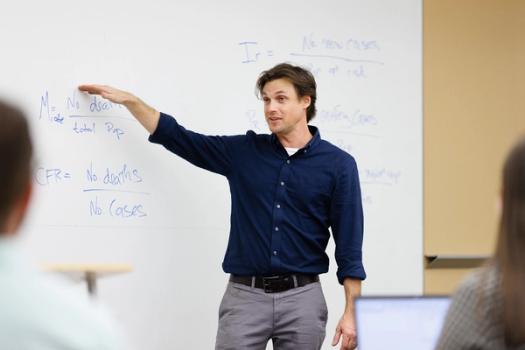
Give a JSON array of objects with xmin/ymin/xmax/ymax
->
[{"xmin": 0, "ymin": 1, "xmax": 422, "ymax": 349}]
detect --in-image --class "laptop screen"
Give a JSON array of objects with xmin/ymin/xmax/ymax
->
[{"xmin": 355, "ymin": 296, "xmax": 450, "ymax": 350}]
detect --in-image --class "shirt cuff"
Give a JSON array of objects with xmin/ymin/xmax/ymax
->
[
  {"xmin": 337, "ymin": 264, "xmax": 366, "ymax": 284},
  {"xmin": 148, "ymin": 112, "xmax": 176, "ymax": 144}
]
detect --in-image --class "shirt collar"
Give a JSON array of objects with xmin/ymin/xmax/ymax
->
[{"xmin": 270, "ymin": 125, "xmax": 321, "ymax": 152}]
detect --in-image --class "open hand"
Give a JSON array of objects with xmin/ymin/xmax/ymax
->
[{"xmin": 78, "ymin": 84, "xmax": 135, "ymax": 105}]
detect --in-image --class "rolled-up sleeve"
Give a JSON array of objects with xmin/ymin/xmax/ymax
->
[{"xmin": 329, "ymin": 155, "xmax": 366, "ymax": 284}]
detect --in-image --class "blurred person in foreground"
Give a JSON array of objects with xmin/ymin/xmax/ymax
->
[
  {"xmin": 0, "ymin": 100, "xmax": 125, "ymax": 349},
  {"xmin": 436, "ymin": 136, "xmax": 525, "ymax": 350}
]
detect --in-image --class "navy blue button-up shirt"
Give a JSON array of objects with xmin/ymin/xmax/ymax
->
[{"xmin": 149, "ymin": 113, "xmax": 366, "ymax": 283}]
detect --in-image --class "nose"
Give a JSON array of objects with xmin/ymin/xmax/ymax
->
[{"xmin": 266, "ymin": 99, "xmax": 278, "ymax": 113}]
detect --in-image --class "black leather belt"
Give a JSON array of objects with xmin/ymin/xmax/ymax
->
[{"xmin": 230, "ymin": 274, "xmax": 319, "ymax": 293}]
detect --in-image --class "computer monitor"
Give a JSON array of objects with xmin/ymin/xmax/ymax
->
[{"xmin": 355, "ymin": 296, "xmax": 450, "ymax": 350}]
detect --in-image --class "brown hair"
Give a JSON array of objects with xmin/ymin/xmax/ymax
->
[
  {"xmin": 0, "ymin": 100, "xmax": 33, "ymax": 231},
  {"xmin": 256, "ymin": 63, "xmax": 317, "ymax": 122},
  {"xmin": 494, "ymin": 136, "xmax": 525, "ymax": 345}
]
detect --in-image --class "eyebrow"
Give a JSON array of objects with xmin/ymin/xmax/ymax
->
[{"xmin": 262, "ymin": 90, "xmax": 289, "ymax": 96}]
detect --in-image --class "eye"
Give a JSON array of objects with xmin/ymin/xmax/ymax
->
[
  {"xmin": 278, "ymin": 96, "xmax": 286, "ymax": 102},
  {"xmin": 262, "ymin": 97, "xmax": 270, "ymax": 103}
]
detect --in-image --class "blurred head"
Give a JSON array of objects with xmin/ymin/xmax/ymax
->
[
  {"xmin": 256, "ymin": 63, "xmax": 317, "ymax": 124},
  {"xmin": 495, "ymin": 136, "xmax": 525, "ymax": 345},
  {"xmin": 498, "ymin": 137, "xmax": 525, "ymax": 249},
  {"xmin": 0, "ymin": 100, "xmax": 33, "ymax": 235}
]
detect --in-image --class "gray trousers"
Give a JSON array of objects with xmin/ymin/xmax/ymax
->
[{"xmin": 215, "ymin": 280, "xmax": 328, "ymax": 350}]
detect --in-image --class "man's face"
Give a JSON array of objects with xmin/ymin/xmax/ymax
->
[{"xmin": 262, "ymin": 78, "xmax": 310, "ymax": 136}]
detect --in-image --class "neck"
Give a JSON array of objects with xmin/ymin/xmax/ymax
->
[{"xmin": 276, "ymin": 124, "xmax": 312, "ymax": 148}]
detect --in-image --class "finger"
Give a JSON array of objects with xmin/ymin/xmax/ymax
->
[
  {"xmin": 331, "ymin": 328, "xmax": 342, "ymax": 346},
  {"xmin": 349, "ymin": 336, "xmax": 357, "ymax": 349},
  {"xmin": 341, "ymin": 336, "xmax": 345, "ymax": 350},
  {"xmin": 340, "ymin": 334, "xmax": 351, "ymax": 350},
  {"xmin": 100, "ymin": 91, "xmax": 112, "ymax": 100},
  {"xmin": 78, "ymin": 84, "xmax": 106, "ymax": 94}
]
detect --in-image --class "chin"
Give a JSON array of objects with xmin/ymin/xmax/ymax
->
[{"xmin": 268, "ymin": 126, "xmax": 282, "ymax": 134}]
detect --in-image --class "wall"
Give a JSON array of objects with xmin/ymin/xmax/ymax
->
[{"xmin": 424, "ymin": 0, "xmax": 525, "ymax": 294}]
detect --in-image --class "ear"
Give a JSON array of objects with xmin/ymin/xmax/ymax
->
[{"xmin": 301, "ymin": 95, "xmax": 311, "ymax": 110}]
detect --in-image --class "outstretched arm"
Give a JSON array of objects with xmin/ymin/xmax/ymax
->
[
  {"xmin": 79, "ymin": 84, "xmax": 235, "ymax": 176},
  {"xmin": 78, "ymin": 84, "xmax": 160, "ymax": 134}
]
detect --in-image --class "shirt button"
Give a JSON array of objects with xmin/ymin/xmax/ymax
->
[
  {"xmin": 286, "ymin": 160, "xmax": 290, "ymax": 164},
  {"xmin": 304, "ymin": 150, "xmax": 308, "ymax": 153},
  {"xmin": 273, "ymin": 250, "xmax": 278, "ymax": 256},
  {"xmin": 275, "ymin": 226, "xmax": 279, "ymax": 231},
  {"xmin": 276, "ymin": 204, "xmax": 281, "ymax": 208},
  {"xmin": 280, "ymin": 181, "xmax": 285, "ymax": 186}
]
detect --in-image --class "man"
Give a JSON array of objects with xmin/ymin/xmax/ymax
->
[
  {"xmin": 79, "ymin": 62, "xmax": 365, "ymax": 350},
  {"xmin": 0, "ymin": 100, "xmax": 124, "ymax": 349}
]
